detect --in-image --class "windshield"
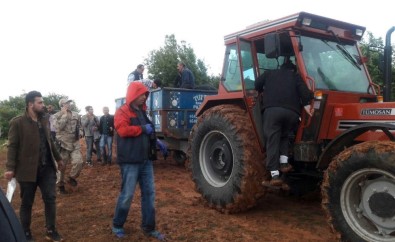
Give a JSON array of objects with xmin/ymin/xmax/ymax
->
[{"xmin": 300, "ymin": 36, "xmax": 370, "ymax": 93}]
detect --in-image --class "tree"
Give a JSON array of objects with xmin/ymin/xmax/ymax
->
[
  {"xmin": 144, "ymin": 34, "xmax": 220, "ymax": 88},
  {"xmin": 0, "ymin": 93, "xmax": 79, "ymax": 138},
  {"xmin": 360, "ymin": 31, "xmax": 395, "ymax": 98}
]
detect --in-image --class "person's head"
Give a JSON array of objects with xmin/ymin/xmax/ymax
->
[
  {"xmin": 132, "ymin": 93, "xmax": 147, "ymax": 108},
  {"xmin": 47, "ymin": 104, "xmax": 54, "ymax": 113},
  {"xmin": 126, "ymin": 82, "xmax": 149, "ymax": 109},
  {"xmin": 281, "ymin": 56, "xmax": 297, "ymax": 72},
  {"xmin": 59, "ymin": 98, "xmax": 73, "ymax": 110},
  {"xmin": 136, "ymin": 64, "xmax": 144, "ymax": 74},
  {"xmin": 102, "ymin": 106, "xmax": 109, "ymax": 115},
  {"xmin": 152, "ymin": 79, "xmax": 162, "ymax": 89},
  {"xmin": 177, "ymin": 62, "xmax": 185, "ymax": 73},
  {"xmin": 85, "ymin": 105, "xmax": 94, "ymax": 114},
  {"xmin": 25, "ymin": 91, "xmax": 45, "ymax": 115}
]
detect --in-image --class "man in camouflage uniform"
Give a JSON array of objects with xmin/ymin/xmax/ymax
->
[{"xmin": 53, "ymin": 98, "xmax": 83, "ymax": 194}]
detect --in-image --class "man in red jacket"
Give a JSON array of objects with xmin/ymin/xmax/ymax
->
[
  {"xmin": 5, "ymin": 91, "xmax": 64, "ymax": 242},
  {"xmin": 111, "ymin": 82, "xmax": 167, "ymax": 241}
]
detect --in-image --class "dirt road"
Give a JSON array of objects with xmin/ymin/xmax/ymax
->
[{"xmin": 0, "ymin": 148, "xmax": 336, "ymax": 241}]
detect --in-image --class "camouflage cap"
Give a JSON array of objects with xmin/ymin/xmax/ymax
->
[{"xmin": 59, "ymin": 98, "xmax": 72, "ymax": 107}]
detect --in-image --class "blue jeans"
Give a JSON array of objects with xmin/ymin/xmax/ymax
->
[
  {"xmin": 112, "ymin": 161, "xmax": 156, "ymax": 232},
  {"xmin": 85, "ymin": 136, "xmax": 101, "ymax": 161},
  {"xmin": 100, "ymin": 135, "xmax": 113, "ymax": 162}
]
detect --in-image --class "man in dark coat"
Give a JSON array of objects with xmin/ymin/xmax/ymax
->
[
  {"xmin": 99, "ymin": 106, "xmax": 115, "ymax": 165},
  {"xmin": 5, "ymin": 91, "xmax": 64, "ymax": 242},
  {"xmin": 255, "ymin": 58, "xmax": 314, "ymax": 187},
  {"xmin": 176, "ymin": 62, "xmax": 195, "ymax": 89}
]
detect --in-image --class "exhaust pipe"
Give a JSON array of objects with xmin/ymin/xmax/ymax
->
[{"xmin": 383, "ymin": 27, "xmax": 395, "ymax": 102}]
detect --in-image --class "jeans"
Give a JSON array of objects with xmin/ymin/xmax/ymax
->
[
  {"xmin": 19, "ymin": 164, "xmax": 57, "ymax": 232},
  {"xmin": 112, "ymin": 161, "xmax": 156, "ymax": 232},
  {"xmin": 85, "ymin": 136, "xmax": 101, "ymax": 161},
  {"xmin": 100, "ymin": 135, "xmax": 113, "ymax": 162}
]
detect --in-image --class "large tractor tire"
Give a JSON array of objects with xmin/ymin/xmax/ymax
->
[
  {"xmin": 188, "ymin": 104, "xmax": 267, "ymax": 213},
  {"xmin": 322, "ymin": 141, "xmax": 395, "ymax": 242}
]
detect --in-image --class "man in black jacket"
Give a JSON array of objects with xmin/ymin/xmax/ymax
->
[
  {"xmin": 99, "ymin": 106, "xmax": 114, "ymax": 165},
  {"xmin": 255, "ymin": 57, "xmax": 314, "ymax": 187},
  {"xmin": 176, "ymin": 62, "xmax": 195, "ymax": 89}
]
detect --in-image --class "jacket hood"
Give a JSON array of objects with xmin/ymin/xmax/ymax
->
[{"xmin": 126, "ymin": 81, "xmax": 149, "ymax": 108}]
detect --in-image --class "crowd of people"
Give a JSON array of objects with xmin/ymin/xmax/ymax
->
[
  {"xmin": 3, "ymin": 62, "xmax": 191, "ymax": 241},
  {"xmin": 3, "ymin": 60, "xmax": 313, "ymax": 242}
]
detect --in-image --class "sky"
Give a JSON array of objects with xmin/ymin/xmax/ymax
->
[{"xmin": 0, "ymin": 0, "xmax": 394, "ymax": 115}]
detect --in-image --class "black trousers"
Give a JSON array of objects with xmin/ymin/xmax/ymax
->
[
  {"xmin": 19, "ymin": 164, "xmax": 57, "ymax": 232},
  {"xmin": 263, "ymin": 107, "xmax": 299, "ymax": 172}
]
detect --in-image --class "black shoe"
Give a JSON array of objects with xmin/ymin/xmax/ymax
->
[
  {"xmin": 68, "ymin": 177, "xmax": 78, "ymax": 187},
  {"xmin": 262, "ymin": 175, "xmax": 283, "ymax": 187},
  {"xmin": 58, "ymin": 186, "xmax": 68, "ymax": 194},
  {"xmin": 46, "ymin": 229, "xmax": 63, "ymax": 242},
  {"xmin": 25, "ymin": 231, "xmax": 34, "ymax": 242}
]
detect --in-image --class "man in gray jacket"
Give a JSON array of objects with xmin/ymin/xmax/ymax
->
[{"xmin": 81, "ymin": 106, "xmax": 101, "ymax": 166}]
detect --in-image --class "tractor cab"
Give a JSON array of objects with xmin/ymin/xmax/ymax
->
[{"xmin": 198, "ymin": 12, "xmax": 389, "ymax": 166}]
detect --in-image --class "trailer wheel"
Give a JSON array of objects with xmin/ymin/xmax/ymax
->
[
  {"xmin": 189, "ymin": 104, "xmax": 267, "ymax": 213},
  {"xmin": 322, "ymin": 141, "xmax": 395, "ymax": 241},
  {"xmin": 173, "ymin": 150, "xmax": 187, "ymax": 165}
]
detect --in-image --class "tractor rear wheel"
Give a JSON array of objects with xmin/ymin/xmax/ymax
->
[
  {"xmin": 322, "ymin": 141, "xmax": 395, "ymax": 241},
  {"xmin": 189, "ymin": 104, "xmax": 267, "ymax": 213}
]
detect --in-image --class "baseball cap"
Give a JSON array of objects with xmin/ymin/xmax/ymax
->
[{"xmin": 59, "ymin": 98, "xmax": 72, "ymax": 107}]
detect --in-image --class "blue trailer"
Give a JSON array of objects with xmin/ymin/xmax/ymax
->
[{"xmin": 115, "ymin": 87, "xmax": 217, "ymax": 164}]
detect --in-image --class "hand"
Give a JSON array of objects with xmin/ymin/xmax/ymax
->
[
  {"xmin": 4, "ymin": 171, "xmax": 14, "ymax": 181},
  {"xmin": 143, "ymin": 124, "xmax": 153, "ymax": 135},
  {"xmin": 304, "ymin": 104, "xmax": 314, "ymax": 117},
  {"xmin": 156, "ymin": 139, "xmax": 168, "ymax": 158}
]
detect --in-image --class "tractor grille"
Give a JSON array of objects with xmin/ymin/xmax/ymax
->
[{"xmin": 338, "ymin": 120, "xmax": 395, "ymax": 130}]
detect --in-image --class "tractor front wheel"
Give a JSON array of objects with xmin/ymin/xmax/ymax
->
[{"xmin": 189, "ymin": 104, "xmax": 267, "ymax": 213}]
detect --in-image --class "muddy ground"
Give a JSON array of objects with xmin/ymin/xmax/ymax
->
[{"xmin": 0, "ymin": 143, "xmax": 336, "ymax": 242}]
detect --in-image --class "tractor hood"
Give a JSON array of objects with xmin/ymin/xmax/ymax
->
[{"xmin": 324, "ymin": 101, "xmax": 395, "ymax": 141}]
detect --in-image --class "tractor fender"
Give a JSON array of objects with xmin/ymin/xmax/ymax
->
[
  {"xmin": 196, "ymin": 97, "xmax": 245, "ymax": 117},
  {"xmin": 316, "ymin": 122, "xmax": 395, "ymax": 170}
]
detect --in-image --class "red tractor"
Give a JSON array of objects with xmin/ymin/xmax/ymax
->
[{"xmin": 188, "ymin": 12, "xmax": 395, "ymax": 241}]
